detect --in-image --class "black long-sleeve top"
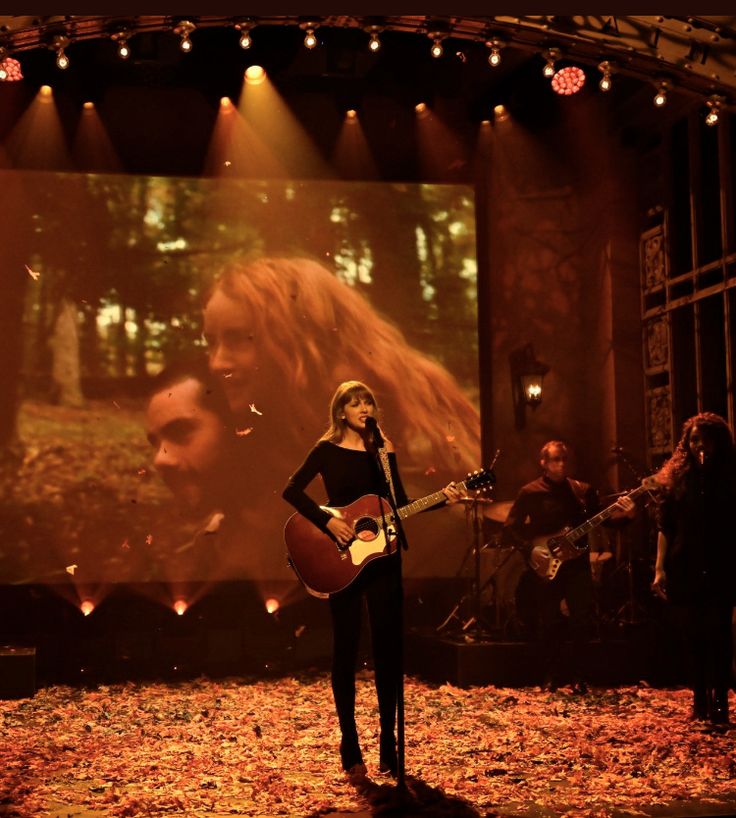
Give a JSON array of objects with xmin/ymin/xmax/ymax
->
[
  {"xmin": 282, "ymin": 440, "xmax": 410, "ymax": 533},
  {"xmin": 655, "ymin": 467, "xmax": 736, "ymax": 604}
]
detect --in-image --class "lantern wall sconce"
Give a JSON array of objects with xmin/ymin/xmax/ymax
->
[{"xmin": 510, "ymin": 343, "xmax": 550, "ymax": 429}]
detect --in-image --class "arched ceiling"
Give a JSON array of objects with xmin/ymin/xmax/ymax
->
[{"xmin": 1, "ymin": 14, "xmax": 735, "ymax": 102}]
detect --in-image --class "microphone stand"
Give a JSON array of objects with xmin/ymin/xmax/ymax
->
[{"xmin": 367, "ymin": 421, "xmax": 410, "ymax": 792}]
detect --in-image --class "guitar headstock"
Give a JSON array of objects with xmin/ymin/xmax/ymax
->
[
  {"xmin": 641, "ymin": 475, "xmax": 662, "ymax": 492},
  {"xmin": 464, "ymin": 467, "xmax": 496, "ymax": 493}
]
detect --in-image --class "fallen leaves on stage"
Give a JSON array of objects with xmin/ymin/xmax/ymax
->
[{"xmin": 1, "ymin": 676, "xmax": 736, "ymax": 817}]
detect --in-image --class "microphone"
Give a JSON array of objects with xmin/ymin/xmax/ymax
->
[
  {"xmin": 698, "ymin": 450, "xmax": 705, "ymax": 466},
  {"xmin": 364, "ymin": 416, "xmax": 384, "ymax": 448}
]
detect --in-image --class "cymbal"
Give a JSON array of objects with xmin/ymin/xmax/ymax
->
[
  {"xmin": 482, "ymin": 500, "xmax": 514, "ymax": 523},
  {"xmin": 457, "ymin": 496, "xmax": 496, "ymax": 506}
]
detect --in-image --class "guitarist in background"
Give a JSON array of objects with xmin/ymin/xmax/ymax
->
[
  {"xmin": 503, "ymin": 440, "xmax": 636, "ymax": 693},
  {"xmin": 282, "ymin": 380, "xmax": 463, "ymax": 780}
]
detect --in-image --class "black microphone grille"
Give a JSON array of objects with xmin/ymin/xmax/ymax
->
[{"xmin": 364, "ymin": 416, "xmax": 377, "ymax": 429}]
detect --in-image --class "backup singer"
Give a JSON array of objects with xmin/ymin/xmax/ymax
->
[
  {"xmin": 282, "ymin": 380, "xmax": 462, "ymax": 779},
  {"xmin": 503, "ymin": 441, "xmax": 635, "ymax": 692},
  {"xmin": 652, "ymin": 412, "xmax": 736, "ymax": 725}
]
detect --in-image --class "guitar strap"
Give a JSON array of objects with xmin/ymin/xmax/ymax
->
[
  {"xmin": 377, "ymin": 446, "xmax": 397, "ymax": 504},
  {"xmin": 568, "ymin": 478, "xmax": 589, "ymax": 517}
]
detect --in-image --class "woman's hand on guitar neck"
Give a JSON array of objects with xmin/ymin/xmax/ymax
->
[{"xmin": 326, "ymin": 516, "xmax": 354, "ymax": 546}]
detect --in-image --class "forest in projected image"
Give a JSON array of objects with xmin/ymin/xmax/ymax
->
[{"xmin": 0, "ymin": 169, "xmax": 480, "ymax": 588}]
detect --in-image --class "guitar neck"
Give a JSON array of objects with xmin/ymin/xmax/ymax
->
[
  {"xmin": 397, "ymin": 479, "xmax": 471, "ymax": 520},
  {"xmin": 565, "ymin": 483, "xmax": 648, "ymax": 543}
]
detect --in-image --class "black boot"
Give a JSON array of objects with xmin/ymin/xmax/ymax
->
[
  {"xmin": 339, "ymin": 731, "xmax": 365, "ymax": 774},
  {"xmin": 379, "ymin": 731, "xmax": 398, "ymax": 778},
  {"xmin": 711, "ymin": 688, "xmax": 730, "ymax": 726}
]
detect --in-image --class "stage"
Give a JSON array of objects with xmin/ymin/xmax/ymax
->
[{"xmin": 3, "ymin": 672, "xmax": 736, "ymax": 818}]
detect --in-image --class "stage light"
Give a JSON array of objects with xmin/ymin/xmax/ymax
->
[
  {"xmin": 363, "ymin": 19, "xmax": 384, "ymax": 53},
  {"xmin": 40, "ymin": 84, "xmax": 52, "ymax": 98},
  {"xmin": 111, "ymin": 29, "xmax": 130, "ymax": 60},
  {"xmin": 174, "ymin": 20, "xmax": 196, "ymax": 53},
  {"xmin": 83, "ymin": 101, "xmax": 94, "ymax": 109},
  {"xmin": 486, "ymin": 38, "xmax": 505, "ymax": 68},
  {"xmin": 653, "ymin": 80, "xmax": 670, "ymax": 107},
  {"xmin": 430, "ymin": 37, "xmax": 444, "ymax": 59},
  {"xmin": 80, "ymin": 600, "xmax": 94, "ymax": 616},
  {"xmin": 494, "ymin": 104, "xmax": 509, "ymax": 122},
  {"xmin": 244, "ymin": 64, "xmax": 266, "ymax": 85},
  {"xmin": 597, "ymin": 60, "xmax": 613, "ymax": 92},
  {"xmin": 415, "ymin": 102, "xmax": 427, "ymax": 113},
  {"xmin": 551, "ymin": 65, "xmax": 586, "ymax": 95},
  {"xmin": 368, "ymin": 31, "xmax": 381, "ymax": 52},
  {"xmin": 48, "ymin": 33, "xmax": 70, "ymax": 70},
  {"xmin": 0, "ymin": 47, "xmax": 20, "ymax": 81},
  {"xmin": 173, "ymin": 599, "xmax": 187, "ymax": 616},
  {"xmin": 265, "ymin": 597, "xmax": 280, "ymax": 615},
  {"xmin": 705, "ymin": 94, "xmax": 724, "ymax": 126},
  {"xmin": 234, "ymin": 18, "xmax": 255, "ymax": 50},
  {"xmin": 220, "ymin": 96, "xmax": 233, "ymax": 110},
  {"xmin": 346, "ymin": 109, "xmax": 357, "ymax": 119},
  {"xmin": 542, "ymin": 47, "xmax": 561, "ymax": 79}
]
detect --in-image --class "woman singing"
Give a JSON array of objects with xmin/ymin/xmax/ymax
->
[
  {"xmin": 282, "ymin": 380, "xmax": 462, "ymax": 778},
  {"xmin": 652, "ymin": 412, "xmax": 736, "ymax": 725}
]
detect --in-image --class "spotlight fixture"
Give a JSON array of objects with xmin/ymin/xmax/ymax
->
[
  {"xmin": 234, "ymin": 18, "xmax": 255, "ymax": 49},
  {"xmin": 111, "ymin": 29, "xmax": 130, "ymax": 60},
  {"xmin": 426, "ymin": 22, "xmax": 449, "ymax": 59},
  {"xmin": 364, "ymin": 20, "xmax": 383, "ymax": 53},
  {"xmin": 486, "ymin": 37, "xmax": 505, "ymax": 68},
  {"xmin": 494, "ymin": 103, "xmax": 509, "ymax": 122},
  {"xmin": 83, "ymin": 100, "xmax": 94, "ymax": 109},
  {"xmin": 542, "ymin": 47, "xmax": 561, "ymax": 79},
  {"xmin": 49, "ymin": 33, "xmax": 70, "ymax": 70},
  {"xmin": 80, "ymin": 600, "xmax": 95, "ymax": 616},
  {"xmin": 173, "ymin": 599, "xmax": 188, "ymax": 616},
  {"xmin": 265, "ymin": 597, "xmax": 280, "ymax": 615},
  {"xmin": 415, "ymin": 101, "xmax": 427, "ymax": 113},
  {"xmin": 299, "ymin": 19, "xmax": 320, "ymax": 49},
  {"xmin": 705, "ymin": 94, "xmax": 724, "ymax": 126},
  {"xmin": 597, "ymin": 60, "xmax": 613, "ymax": 92},
  {"xmin": 653, "ymin": 79, "xmax": 670, "ymax": 107},
  {"xmin": 551, "ymin": 65, "xmax": 586, "ymax": 95},
  {"xmin": 173, "ymin": 20, "xmax": 196, "ymax": 53},
  {"xmin": 346, "ymin": 108, "xmax": 357, "ymax": 119}
]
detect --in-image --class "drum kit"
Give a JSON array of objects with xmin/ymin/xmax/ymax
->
[{"xmin": 437, "ymin": 494, "xmax": 622, "ymax": 640}]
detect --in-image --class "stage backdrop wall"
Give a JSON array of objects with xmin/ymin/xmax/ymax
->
[{"xmin": 0, "ymin": 169, "xmax": 482, "ymax": 590}]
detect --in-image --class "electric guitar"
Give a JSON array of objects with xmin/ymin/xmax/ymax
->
[
  {"xmin": 284, "ymin": 468, "xmax": 495, "ymax": 598},
  {"xmin": 528, "ymin": 475, "xmax": 659, "ymax": 581}
]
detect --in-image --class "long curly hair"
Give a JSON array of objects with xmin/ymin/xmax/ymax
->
[
  {"xmin": 656, "ymin": 411, "xmax": 736, "ymax": 492},
  {"xmin": 206, "ymin": 255, "xmax": 481, "ymax": 476}
]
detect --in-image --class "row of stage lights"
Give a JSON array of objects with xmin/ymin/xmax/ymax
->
[
  {"xmin": 78, "ymin": 595, "xmax": 281, "ymax": 618},
  {"xmin": 0, "ymin": 20, "xmax": 730, "ymax": 127}
]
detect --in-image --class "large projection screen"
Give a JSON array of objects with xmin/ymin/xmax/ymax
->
[{"xmin": 0, "ymin": 170, "xmax": 481, "ymax": 591}]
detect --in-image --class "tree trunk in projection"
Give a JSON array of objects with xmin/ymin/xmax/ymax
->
[
  {"xmin": 0, "ymin": 171, "xmax": 31, "ymax": 451},
  {"xmin": 50, "ymin": 298, "xmax": 84, "ymax": 408}
]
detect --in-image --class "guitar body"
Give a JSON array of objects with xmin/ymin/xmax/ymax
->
[
  {"xmin": 529, "ymin": 529, "xmax": 587, "ymax": 581},
  {"xmin": 284, "ymin": 494, "xmax": 397, "ymax": 598},
  {"xmin": 527, "ymin": 476, "xmax": 660, "ymax": 581}
]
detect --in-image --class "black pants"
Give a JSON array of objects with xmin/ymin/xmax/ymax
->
[
  {"xmin": 681, "ymin": 600, "xmax": 733, "ymax": 697},
  {"xmin": 531, "ymin": 556, "xmax": 594, "ymax": 684},
  {"xmin": 328, "ymin": 555, "xmax": 402, "ymax": 748}
]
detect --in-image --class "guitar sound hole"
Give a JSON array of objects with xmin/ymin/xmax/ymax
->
[{"xmin": 354, "ymin": 516, "xmax": 380, "ymax": 542}]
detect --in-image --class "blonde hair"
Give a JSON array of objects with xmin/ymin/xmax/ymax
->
[
  {"xmin": 321, "ymin": 380, "xmax": 377, "ymax": 443},
  {"xmin": 208, "ymin": 256, "xmax": 481, "ymax": 475}
]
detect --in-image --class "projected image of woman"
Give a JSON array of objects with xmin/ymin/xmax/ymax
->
[
  {"xmin": 200, "ymin": 256, "xmax": 481, "ymax": 582},
  {"xmin": 201, "ymin": 256, "xmax": 481, "ymax": 492}
]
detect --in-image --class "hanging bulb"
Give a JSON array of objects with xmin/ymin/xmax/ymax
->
[
  {"xmin": 653, "ymin": 81, "xmax": 669, "ymax": 107},
  {"xmin": 239, "ymin": 30, "xmax": 252, "ymax": 49},
  {"xmin": 56, "ymin": 48, "xmax": 69, "ymax": 69},
  {"xmin": 174, "ymin": 20, "xmax": 196, "ymax": 53},
  {"xmin": 430, "ymin": 38, "xmax": 444, "ymax": 58},
  {"xmin": 117, "ymin": 39, "xmax": 130, "ymax": 59},
  {"xmin": 368, "ymin": 32, "xmax": 381, "ymax": 52},
  {"xmin": 597, "ymin": 61, "xmax": 612, "ymax": 92},
  {"xmin": 303, "ymin": 27, "xmax": 317, "ymax": 49},
  {"xmin": 705, "ymin": 95, "xmax": 723, "ymax": 126}
]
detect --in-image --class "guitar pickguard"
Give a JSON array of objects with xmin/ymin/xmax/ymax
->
[{"xmin": 347, "ymin": 524, "xmax": 396, "ymax": 565}]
